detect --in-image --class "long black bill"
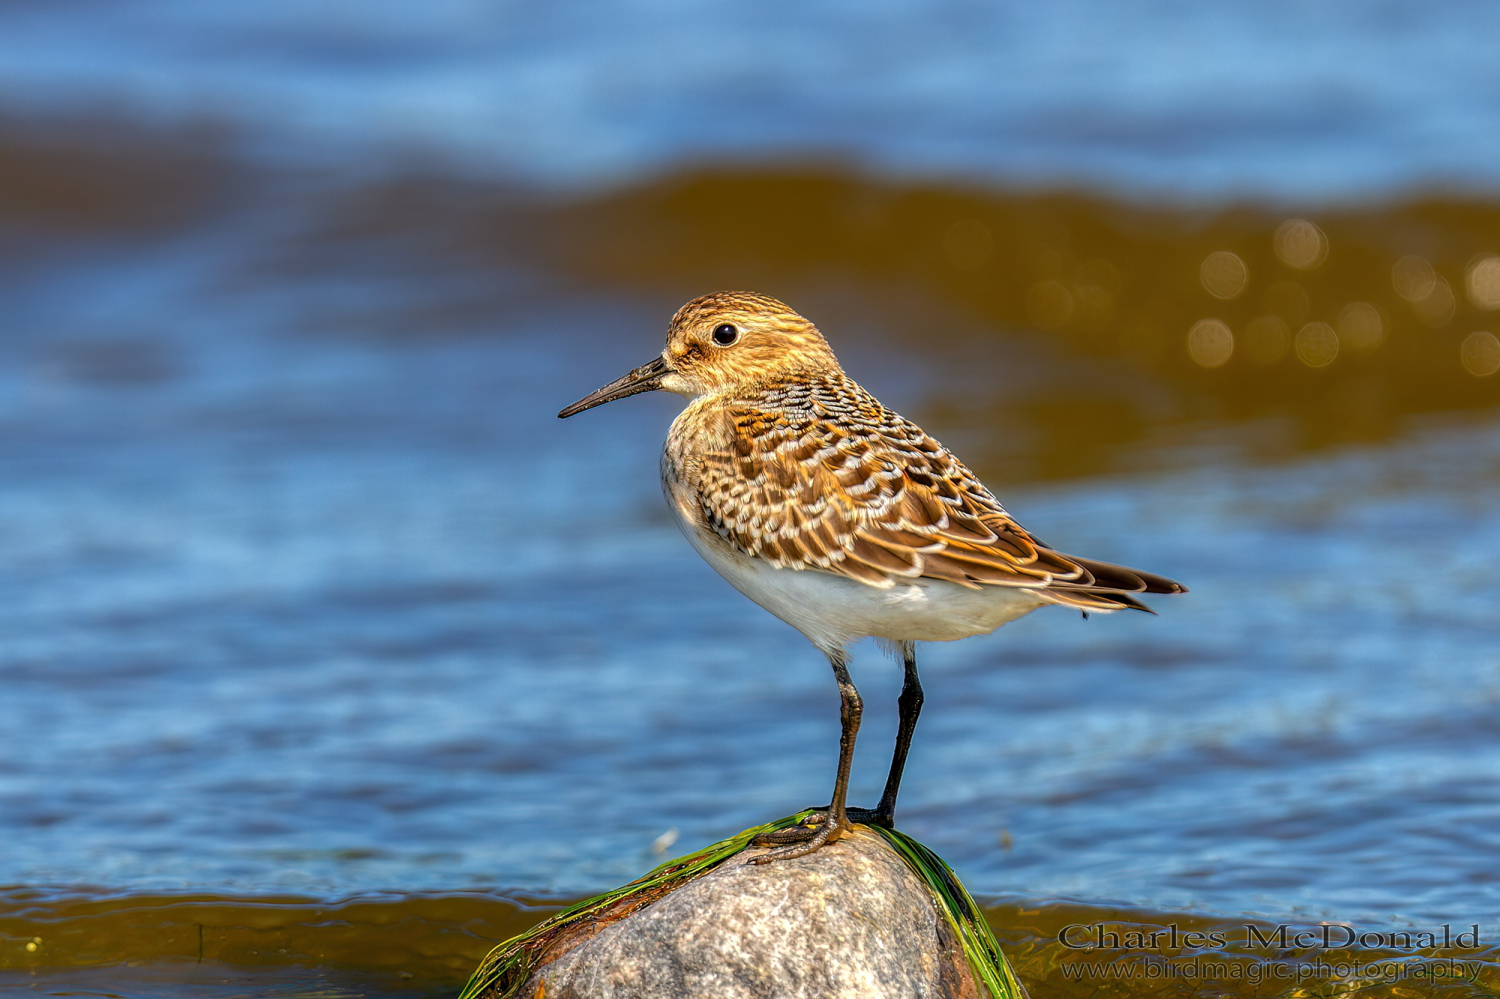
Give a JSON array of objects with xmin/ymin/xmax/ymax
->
[{"xmin": 557, "ymin": 355, "xmax": 670, "ymax": 418}]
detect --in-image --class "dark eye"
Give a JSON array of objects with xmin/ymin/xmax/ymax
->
[{"xmin": 712, "ymin": 323, "xmax": 739, "ymax": 346}]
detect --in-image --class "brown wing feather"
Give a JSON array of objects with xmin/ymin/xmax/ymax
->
[{"xmin": 691, "ymin": 374, "xmax": 1185, "ymax": 605}]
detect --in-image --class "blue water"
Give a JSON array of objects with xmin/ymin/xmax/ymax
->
[
  {"xmin": 1, "ymin": 200, "xmax": 1498, "ymax": 931},
  {"xmin": 0, "ymin": 1, "xmax": 1498, "ymax": 199}
]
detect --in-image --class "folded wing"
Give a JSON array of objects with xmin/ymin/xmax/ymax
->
[{"xmin": 694, "ymin": 381, "xmax": 1185, "ymax": 611}]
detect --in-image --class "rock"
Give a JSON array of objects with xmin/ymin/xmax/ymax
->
[{"xmin": 522, "ymin": 826, "xmax": 981, "ymax": 999}]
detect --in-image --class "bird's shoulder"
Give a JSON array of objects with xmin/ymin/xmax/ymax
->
[{"xmin": 714, "ymin": 373, "xmax": 1001, "ymax": 518}]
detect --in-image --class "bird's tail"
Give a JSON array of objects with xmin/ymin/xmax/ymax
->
[{"xmin": 1040, "ymin": 555, "xmax": 1187, "ymax": 614}]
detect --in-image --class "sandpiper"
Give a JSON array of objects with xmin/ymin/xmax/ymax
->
[{"xmin": 559, "ymin": 291, "xmax": 1185, "ymax": 862}]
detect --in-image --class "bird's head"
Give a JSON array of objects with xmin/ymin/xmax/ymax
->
[{"xmin": 558, "ymin": 291, "xmax": 840, "ymax": 418}]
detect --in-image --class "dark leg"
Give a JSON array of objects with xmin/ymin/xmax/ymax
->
[
  {"xmin": 873, "ymin": 646, "xmax": 923, "ymax": 827},
  {"xmin": 843, "ymin": 645, "xmax": 924, "ymax": 828},
  {"xmin": 751, "ymin": 651, "xmax": 862, "ymax": 863}
]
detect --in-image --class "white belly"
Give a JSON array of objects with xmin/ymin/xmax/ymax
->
[{"xmin": 671, "ymin": 510, "xmax": 1048, "ymax": 655}]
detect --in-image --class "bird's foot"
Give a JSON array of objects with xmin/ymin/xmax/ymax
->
[
  {"xmin": 844, "ymin": 805, "xmax": 894, "ymax": 829},
  {"xmin": 786, "ymin": 802, "xmax": 894, "ymax": 829},
  {"xmin": 748, "ymin": 810, "xmax": 852, "ymax": 863}
]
